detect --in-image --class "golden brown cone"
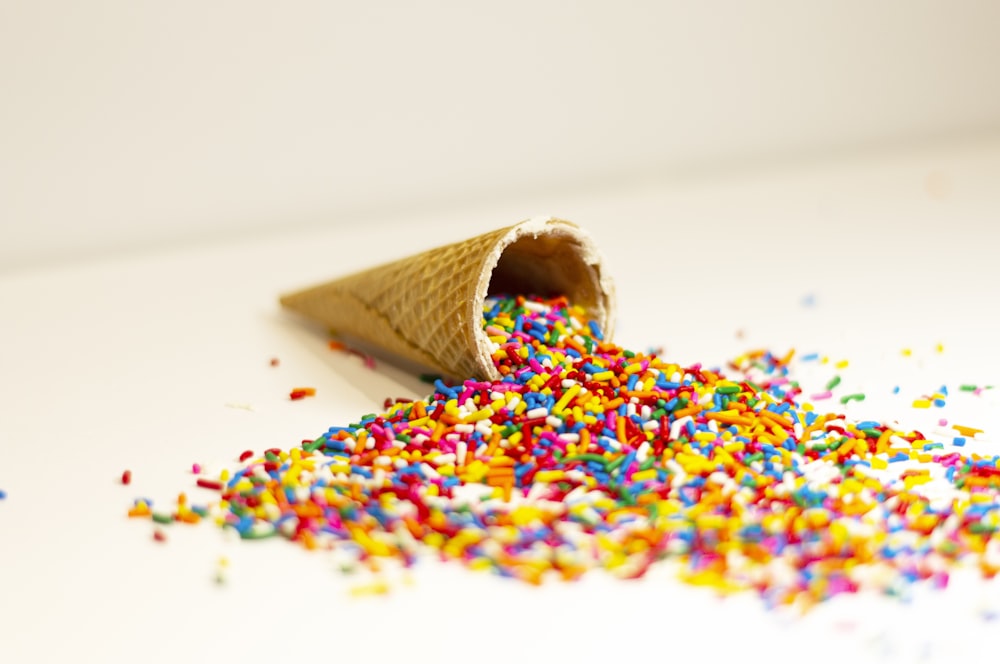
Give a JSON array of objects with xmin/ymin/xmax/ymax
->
[{"xmin": 279, "ymin": 216, "xmax": 616, "ymax": 381}]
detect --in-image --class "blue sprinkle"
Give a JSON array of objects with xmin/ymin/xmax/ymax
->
[
  {"xmin": 892, "ymin": 386, "xmax": 900, "ymax": 394},
  {"xmin": 801, "ymin": 352, "xmax": 819, "ymax": 362},
  {"xmin": 434, "ymin": 379, "xmax": 458, "ymax": 399},
  {"xmin": 954, "ymin": 437, "xmax": 967, "ymax": 447},
  {"xmin": 587, "ymin": 320, "xmax": 604, "ymax": 341}
]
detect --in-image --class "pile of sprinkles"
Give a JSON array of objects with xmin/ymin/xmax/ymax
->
[{"xmin": 130, "ymin": 295, "xmax": 1000, "ymax": 606}]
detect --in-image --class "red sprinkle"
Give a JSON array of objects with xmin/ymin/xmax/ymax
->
[
  {"xmin": 153, "ymin": 529, "xmax": 167, "ymax": 543},
  {"xmin": 121, "ymin": 470, "xmax": 132, "ymax": 485},
  {"xmin": 289, "ymin": 387, "xmax": 317, "ymax": 400},
  {"xmin": 196, "ymin": 478, "xmax": 224, "ymax": 491},
  {"xmin": 239, "ymin": 450, "xmax": 254, "ymax": 462}
]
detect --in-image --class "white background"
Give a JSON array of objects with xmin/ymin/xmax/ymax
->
[
  {"xmin": 3, "ymin": 1, "xmax": 1000, "ymax": 270},
  {"xmin": 3, "ymin": 3, "xmax": 1000, "ymax": 664}
]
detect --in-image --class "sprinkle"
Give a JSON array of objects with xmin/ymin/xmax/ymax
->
[
  {"xmin": 153, "ymin": 529, "xmax": 167, "ymax": 543},
  {"xmin": 0, "ymin": 490, "xmax": 6, "ymax": 500},
  {"xmin": 825, "ymin": 375, "xmax": 842, "ymax": 391},
  {"xmin": 238, "ymin": 450, "xmax": 254, "ymax": 462},
  {"xmin": 270, "ymin": 357, "xmax": 280, "ymax": 367},
  {"xmin": 192, "ymin": 463, "xmax": 202, "ymax": 475},
  {"xmin": 913, "ymin": 399, "xmax": 931, "ymax": 409},
  {"xmin": 953, "ymin": 425, "xmax": 983, "ymax": 437},
  {"xmin": 121, "ymin": 470, "xmax": 132, "ymax": 485},
  {"xmin": 839, "ymin": 393, "xmax": 865, "ymax": 404},
  {"xmin": 289, "ymin": 387, "xmax": 316, "ymax": 400}
]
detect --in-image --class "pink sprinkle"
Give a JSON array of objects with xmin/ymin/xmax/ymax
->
[
  {"xmin": 192, "ymin": 463, "xmax": 202, "ymax": 475},
  {"xmin": 938, "ymin": 419, "xmax": 948, "ymax": 426},
  {"xmin": 811, "ymin": 391, "xmax": 833, "ymax": 401}
]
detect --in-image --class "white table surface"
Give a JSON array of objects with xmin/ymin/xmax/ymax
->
[{"xmin": 3, "ymin": 137, "xmax": 1000, "ymax": 663}]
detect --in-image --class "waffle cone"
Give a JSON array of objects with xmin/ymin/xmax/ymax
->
[{"xmin": 280, "ymin": 216, "xmax": 616, "ymax": 381}]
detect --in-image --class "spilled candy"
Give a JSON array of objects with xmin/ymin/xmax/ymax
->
[{"xmin": 131, "ymin": 295, "xmax": 1000, "ymax": 606}]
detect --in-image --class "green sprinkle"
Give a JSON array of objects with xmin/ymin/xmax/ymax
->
[
  {"xmin": 606, "ymin": 455, "xmax": 627, "ymax": 472},
  {"xmin": 240, "ymin": 525, "xmax": 278, "ymax": 540},
  {"xmin": 617, "ymin": 484, "xmax": 636, "ymax": 506},
  {"xmin": 152, "ymin": 512, "xmax": 173, "ymax": 525},
  {"xmin": 717, "ymin": 385, "xmax": 741, "ymax": 395},
  {"xmin": 840, "ymin": 393, "xmax": 866, "ymax": 404},
  {"xmin": 303, "ymin": 436, "xmax": 327, "ymax": 453},
  {"xmin": 826, "ymin": 375, "xmax": 842, "ymax": 390}
]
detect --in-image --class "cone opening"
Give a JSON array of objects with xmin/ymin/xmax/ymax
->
[
  {"xmin": 470, "ymin": 219, "xmax": 615, "ymax": 380},
  {"xmin": 487, "ymin": 234, "xmax": 603, "ymax": 314}
]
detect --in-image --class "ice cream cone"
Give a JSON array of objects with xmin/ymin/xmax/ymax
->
[{"xmin": 279, "ymin": 216, "xmax": 616, "ymax": 381}]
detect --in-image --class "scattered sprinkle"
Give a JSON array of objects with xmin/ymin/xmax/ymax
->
[
  {"xmin": 121, "ymin": 470, "xmax": 132, "ymax": 486},
  {"xmin": 289, "ymin": 387, "xmax": 317, "ymax": 401}
]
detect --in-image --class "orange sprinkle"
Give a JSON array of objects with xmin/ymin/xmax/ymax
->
[{"xmin": 673, "ymin": 405, "xmax": 703, "ymax": 419}]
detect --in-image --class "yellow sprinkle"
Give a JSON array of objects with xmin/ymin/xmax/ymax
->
[
  {"xmin": 904, "ymin": 475, "xmax": 932, "ymax": 489},
  {"xmin": 464, "ymin": 407, "xmax": 495, "ymax": 423},
  {"xmin": 631, "ymin": 469, "xmax": 657, "ymax": 482},
  {"xmin": 591, "ymin": 371, "xmax": 615, "ymax": 382},
  {"xmin": 553, "ymin": 383, "xmax": 582, "ymax": 414},
  {"xmin": 901, "ymin": 348, "xmax": 912, "ymax": 357},
  {"xmin": 870, "ymin": 457, "xmax": 888, "ymax": 470},
  {"xmin": 912, "ymin": 399, "xmax": 931, "ymax": 409},
  {"xmin": 835, "ymin": 359, "xmax": 849, "ymax": 369},
  {"xmin": 349, "ymin": 580, "xmax": 391, "ymax": 597}
]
